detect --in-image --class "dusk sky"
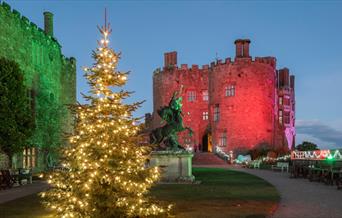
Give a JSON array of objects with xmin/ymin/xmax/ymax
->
[{"xmin": 6, "ymin": 0, "xmax": 342, "ymax": 148}]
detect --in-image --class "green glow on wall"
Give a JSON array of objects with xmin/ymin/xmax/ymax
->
[{"xmin": 0, "ymin": 1, "xmax": 76, "ymax": 171}]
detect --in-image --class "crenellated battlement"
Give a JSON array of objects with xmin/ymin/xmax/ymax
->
[
  {"xmin": 0, "ymin": 0, "xmax": 10, "ymax": 10},
  {"xmin": 0, "ymin": 1, "xmax": 60, "ymax": 48},
  {"xmin": 0, "ymin": 1, "xmax": 75, "ymax": 80},
  {"xmin": 254, "ymin": 57, "xmax": 276, "ymax": 68},
  {"xmin": 12, "ymin": 9, "xmax": 20, "ymax": 18},
  {"xmin": 62, "ymin": 55, "xmax": 76, "ymax": 65},
  {"xmin": 162, "ymin": 63, "xmax": 212, "ymax": 72},
  {"xmin": 158, "ymin": 40, "xmax": 283, "ymax": 78},
  {"xmin": 180, "ymin": 64, "xmax": 188, "ymax": 70},
  {"xmin": 211, "ymin": 57, "xmax": 232, "ymax": 67}
]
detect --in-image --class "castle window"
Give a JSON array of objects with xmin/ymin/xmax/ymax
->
[
  {"xmin": 202, "ymin": 90, "xmax": 209, "ymax": 101},
  {"xmin": 225, "ymin": 85, "xmax": 235, "ymax": 97},
  {"xmin": 284, "ymin": 112, "xmax": 290, "ymax": 124},
  {"xmin": 219, "ymin": 132, "xmax": 227, "ymax": 146},
  {"xmin": 37, "ymin": 45, "xmax": 40, "ymax": 65},
  {"xmin": 214, "ymin": 104, "xmax": 220, "ymax": 121},
  {"xmin": 187, "ymin": 91, "xmax": 196, "ymax": 102},
  {"xmin": 279, "ymin": 97, "xmax": 283, "ymax": 105},
  {"xmin": 50, "ymin": 93, "xmax": 55, "ymax": 102},
  {"xmin": 34, "ymin": 44, "xmax": 38, "ymax": 65},
  {"xmin": 41, "ymin": 47, "xmax": 44, "ymax": 65},
  {"xmin": 283, "ymin": 98, "xmax": 290, "ymax": 106},
  {"xmin": 183, "ymin": 137, "xmax": 192, "ymax": 145},
  {"xmin": 279, "ymin": 110, "xmax": 283, "ymax": 125},
  {"xmin": 31, "ymin": 43, "xmax": 35, "ymax": 64},
  {"xmin": 35, "ymin": 45, "xmax": 40, "ymax": 65},
  {"xmin": 202, "ymin": 111, "xmax": 208, "ymax": 120},
  {"xmin": 27, "ymin": 89, "xmax": 36, "ymax": 118},
  {"xmin": 23, "ymin": 147, "xmax": 37, "ymax": 168}
]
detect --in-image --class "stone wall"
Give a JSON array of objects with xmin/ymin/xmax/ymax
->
[
  {"xmin": 0, "ymin": 1, "xmax": 76, "ymax": 171},
  {"xmin": 0, "ymin": 153, "xmax": 9, "ymax": 169}
]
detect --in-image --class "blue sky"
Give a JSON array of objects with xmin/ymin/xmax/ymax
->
[{"xmin": 5, "ymin": 0, "xmax": 342, "ymax": 148}]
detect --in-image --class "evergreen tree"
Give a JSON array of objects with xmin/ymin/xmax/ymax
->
[
  {"xmin": 33, "ymin": 87, "xmax": 66, "ymax": 169},
  {"xmin": 41, "ymin": 20, "xmax": 169, "ymax": 217},
  {"xmin": 295, "ymin": 141, "xmax": 319, "ymax": 151},
  {"xmin": 0, "ymin": 57, "xmax": 34, "ymax": 164}
]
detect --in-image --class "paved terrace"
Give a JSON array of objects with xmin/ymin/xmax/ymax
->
[
  {"xmin": 0, "ymin": 181, "xmax": 48, "ymax": 204},
  {"xmin": 195, "ymin": 164, "xmax": 342, "ymax": 218}
]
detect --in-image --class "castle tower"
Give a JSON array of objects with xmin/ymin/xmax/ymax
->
[
  {"xmin": 276, "ymin": 68, "xmax": 296, "ymax": 150},
  {"xmin": 209, "ymin": 39, "xmax": 276, "ymax": 152}
]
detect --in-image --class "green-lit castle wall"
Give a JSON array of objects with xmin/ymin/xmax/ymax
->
[{"xmin": 0, "ymin": 1, "xmax": 76, "ymax": 171}]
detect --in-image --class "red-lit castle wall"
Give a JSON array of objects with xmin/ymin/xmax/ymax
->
[{"xmin": 150, "ymin": 39, "xmax": 295, "ymax": 153}]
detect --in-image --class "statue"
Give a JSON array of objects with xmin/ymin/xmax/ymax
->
[{"xmin": 150, "ymin": 87, "xmax": 193, "ymax": 151}]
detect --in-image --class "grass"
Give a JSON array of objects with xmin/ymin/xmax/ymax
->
[
  {"xmin": 0, "ymin": 168, "xmax": 279, "ymax": 218},
  {"xmin": 152, "ymin": 168, "xmax": 279, "ymax": 218}
]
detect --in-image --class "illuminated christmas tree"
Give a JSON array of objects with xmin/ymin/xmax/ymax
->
[{"xmin": 41, "ymin": 14, "xmax": 169, "ymax": 218}]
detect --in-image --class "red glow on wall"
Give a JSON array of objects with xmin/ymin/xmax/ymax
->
[{"xmin": 150, "ymin": 39, "xmax": 295, "ymax": 153}]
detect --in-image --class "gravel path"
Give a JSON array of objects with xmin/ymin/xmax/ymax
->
[
  {"xmin": 195, "ymin": 165, "xmax": 342, "ymax": 218},
  {"xmin": 0, "ymin": 181, "xmax": 48, "ymax": 204}
]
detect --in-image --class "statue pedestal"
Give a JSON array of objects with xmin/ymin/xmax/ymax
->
[{"xmin": 150, "ymin": 151, "xmax": 195, "ymax": 183}]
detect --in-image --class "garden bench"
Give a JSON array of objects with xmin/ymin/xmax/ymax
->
[
  {"xmin": 0, "ymin": 169, "xmax": 16, "ymax": 189},
  {"xmin": 17, "ymin": 168, "xmax": 32, "ymax": 185},
  {"xmin": 249, "ymin": 160, "xmax": 261, "ymax": 169},
  {"xmin": 290, "ymin": 160, "xmax": 311, "ymax": 178},
  {"xmin": 271, "ymin": 162, "xmax": 289, "ymax": 173},
  {"xmin": 308, "ymin": 166, "xmax": 322, "ymax": 181},
  {"xmin": 337, "ymin": 169, "xmax": 342, "ymax": 190}
]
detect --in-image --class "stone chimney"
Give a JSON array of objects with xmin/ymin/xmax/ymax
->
[
  {"xmin": 290, "ymin": 75, "xmax": 295, "ymax": 89},
  {"xmin": 164, "ymin": 51, "xmax": 177, "ymax": 68},
  {"xmin": 278, "ymin": 68, "xmax": 290, "ymax": 87},
  {"xmin": 234, "ymin": 39, "xmax": 251, "ymax": 58},
  {"xmin": 43, "ymin": 11, "xmax": 54, "ymax": 37}
]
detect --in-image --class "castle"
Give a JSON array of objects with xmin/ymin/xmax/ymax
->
[
  {"xmin": 0, "ymin": 1, "xmax": 76, "ymax": 171},
  {"xmin": 149, "ymin": 39, "xmax": 295, "ymax": 153}
]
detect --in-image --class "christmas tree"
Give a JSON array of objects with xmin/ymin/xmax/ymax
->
[{"xmin": 41, "ymin": 14, "xmax": 169, "ymax": 218}]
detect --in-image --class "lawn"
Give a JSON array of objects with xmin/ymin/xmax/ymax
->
[{"xmin": 0, "ymin": 168, "xmax": 279, "ymax": 218}]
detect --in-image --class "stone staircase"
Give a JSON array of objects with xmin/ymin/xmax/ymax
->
[{"xmin": 192, "ymin": 152, "xmax": 227, "ymax": 165}]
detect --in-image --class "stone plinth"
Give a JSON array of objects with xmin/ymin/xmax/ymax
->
[{"xmin": 150, "ymin": 151, "xmax": 195, "ymax": 182}]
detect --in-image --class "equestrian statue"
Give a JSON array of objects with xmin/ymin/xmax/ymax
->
[{"xmin": 150, "ymin": 87, "xmax": 193, "ymax": 151}]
